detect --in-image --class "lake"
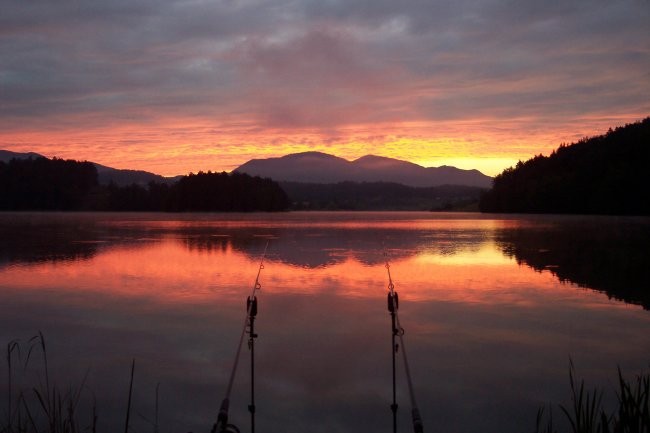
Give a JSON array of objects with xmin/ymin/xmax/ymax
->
[{"xmin": 1, "ymin": 211, "xmax": 649, "ymax": 433}]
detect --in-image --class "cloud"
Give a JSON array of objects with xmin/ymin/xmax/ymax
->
[
  {"xmin": 224, "ymin": 24, "xmax": 406, "ymax": 129},
  {"xmin": 0, "ymin": 0, "xmax": 648, "ymax": 174}
]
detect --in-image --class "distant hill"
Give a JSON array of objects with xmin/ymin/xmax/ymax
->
[
  {"xmin": 479, "ymin": 117, "xmax": 650, "ymax": 215},
  {"xmin": 281, "ymin": 181, "xmax": 484, "ymax": 211},
  {"xmin": 0, "ymin": 150, "xmax": 176, "ymax": 186},
  {"xmin": 0, "ymin": 150, "xmax": 45, "ymax": 162},
  {"xmin": 94, "ymin": 163, "xmax": 178, "ymax": 186},
  {"xmin": 235, "ymin": 152, "xmax": 492, "ymax": 188}
]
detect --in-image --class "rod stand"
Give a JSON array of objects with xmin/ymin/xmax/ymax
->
[
  {"xmin": 247, "ymin": 296, "xmax": 258, "ymax": 433},
  {"xmin": 388, "ymin": 291, "xmax": 400, "ymax": 433}
]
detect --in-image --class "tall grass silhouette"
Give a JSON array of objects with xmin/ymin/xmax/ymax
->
[
  {"xmin": 535, "ymin": 361, "xmax": 650, "ymax": 433},
  {"xmin": 2, "ymin": 333, "xmax": 94, "ymax": 433}
]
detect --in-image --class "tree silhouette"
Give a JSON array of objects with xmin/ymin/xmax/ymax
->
[
  {"xmin": 480, "ymin": 118, "xmax": 650, "ymax": 215},
  {"xmin": 0, "ymin": 158, "xmax": 289, "ymax": 212},
  {"xmin": 0, "ymin": 157, "xmax": 97, "ymax": 210}
]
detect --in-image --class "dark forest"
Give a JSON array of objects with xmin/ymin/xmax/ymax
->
[
  {"xmin": 0, "ymin": 157, "xmax": 289, "ymax": 212},
  {"xmin": 282, "ymin": 181, "xmax": 484, "ymax": 211},
  {"xmin": 479, "ymin": 117, "xmax": 650, "ymax": 215}
]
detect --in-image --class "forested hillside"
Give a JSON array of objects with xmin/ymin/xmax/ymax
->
[
  {"xmin": 0, "ymin": 157, "xmax": 98, "ymax": 210},
  {"xmin": 479, "ymin": 118, "xmax": 650, "ymax": 215},
  {"xmin": 0, "ymin": 156, "xmax": 289, "ymax": 212},
  {"xmin": 282, "ymin": 181, "xmax": 484, "ymax": 210}
]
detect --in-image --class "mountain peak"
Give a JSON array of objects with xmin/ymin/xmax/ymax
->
[
  {"xmin": 283, "ymin": 151, "xmax": 338, "ymax": 158},
  {"xmin": 235, "ymin": 152, "xmax": 492, "ymax": 188},
  {"xmin": 280, "ymin": 151, "xmax": 348, "ymax": 162},
  {"xmin": 354, "ymin": 154, "xmax": 393, "ymax": 164}
]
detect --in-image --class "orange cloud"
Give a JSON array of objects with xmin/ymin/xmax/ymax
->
[
  {"xmin": 2, "ymin": 0, "xmax": 648, "ymax": 178},
  {"xmin": 2, "ymin": 113, "xmax": 645, "ymax": 177}
]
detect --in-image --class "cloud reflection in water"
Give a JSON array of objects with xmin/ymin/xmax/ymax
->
[{"xmin": 0, "ymin": 212, "xmax": 648, "ymax": 433}]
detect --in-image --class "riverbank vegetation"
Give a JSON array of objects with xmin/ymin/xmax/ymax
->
[
  {"xmin": 0, "ymin": 157, "xmax": 289, "ymax": 212},
  {"xmin": 3, "ymin": 334, "xmax": 98, "ymax": 433},
  {"xmin": 3, "ymin": 335, "xmax": 648, "ymax": 433},
  {"xmin": 480, "ymin": 118, "xmax": 650, "ymax": 215},
  {"xmin": 2, "ymin": 334, "xmax": 149, "ymax": 433},
  {"xmin": 535, "ymin": 362, "xmax": 649, "ymax": 433}
]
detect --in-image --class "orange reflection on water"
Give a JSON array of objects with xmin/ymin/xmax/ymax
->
[
  {"xmin": 1, "ymin": 239, "xmax": 252, "ymax": 303},
  {"xmin": 0, "ymin": 235, "xmax": 626, "ymax": 313},
  {"xmin": 95, "ymin": 211, "xmax": 533, "ymax": 231}
]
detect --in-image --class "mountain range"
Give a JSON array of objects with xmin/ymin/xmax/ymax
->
[
  {"xmin": 0, "ymin": 150, "xmax": 174, "ymax": 186},
  {"xmin": 235, "ymin": 152, "xmax": 492, "ymax": 188},
  {"xmin": 2, "ymin": 149, "xmax": 492, "ymax": 188}
]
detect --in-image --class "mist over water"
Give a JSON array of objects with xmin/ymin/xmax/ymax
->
[{"xmin": 1, "ymin": 212, "xmax": 649, "ymax": 433}]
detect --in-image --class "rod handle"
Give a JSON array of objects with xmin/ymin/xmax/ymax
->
[{"xmin": 412, "ymin": 407, "xmax": 424, "ymax": 433}]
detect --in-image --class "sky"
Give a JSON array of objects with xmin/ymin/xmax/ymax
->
[{"xmin": 1, "ymin": 0, "xmax": 648, "ymax": 177}]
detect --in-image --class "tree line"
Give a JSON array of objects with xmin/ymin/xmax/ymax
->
[
  {"xmin": 479, "ymin": 117, "xmax": 650, "ymax": 215},
  {"xmin": 0, "ymin": 157, "xmax": 289, "ymax": 212},
  {"xmin": 282, "ymin": 181, "xmax": 485, "ymax": 210}
]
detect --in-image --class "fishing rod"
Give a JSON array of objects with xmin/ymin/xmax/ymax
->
[
  {"xmin": 384, "ymin": 250, "xmax": 424, "ymax": 433},
  {"xmin": 213, "ymin": 241, "xmax": 269, "ymax": 433}
]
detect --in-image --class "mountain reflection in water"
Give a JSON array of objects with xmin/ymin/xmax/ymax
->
[
  {"xmin": 0, "ymin": 212, "xmax": 648, "ymax": 433},
  {"xmin": 2, "ymin": 212, "xmax": 648, "ymax": 308}
]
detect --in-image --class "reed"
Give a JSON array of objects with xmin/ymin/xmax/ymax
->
[
  {"xmin": 559, "ymin": 360, "xmax": 609, "ymax": 433},
  {"xmin": 614, "ymin": 367, "xmax": 650, "ymax": 433},
  {"xmin": 535, "ymin": 363, "xmax": 650, "ymax": 433},
  {"xmin": 2, "ymin": 335, "xmax": 161, "ymax": 433},
  {"xmin": 535, "ymin": 406, "xmax": 558, "ymax": 433},
  {"xmin": 2, "ymin": 334, "xmax": 95, "ymax": 433}
]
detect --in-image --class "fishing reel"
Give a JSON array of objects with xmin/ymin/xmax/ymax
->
[
  {"xmin": 211, "ymin": 418, "xmax": 240, "ymax": 433},
  {"xmin": 211, "ymin": 399, "xmax": 241, "ymax": 433},
  {"xmin": 217, "ymin": 423, "xmax": 240, "ymax": 433}
]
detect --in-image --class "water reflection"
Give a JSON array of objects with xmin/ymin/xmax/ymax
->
[
  {"xmin": 0, "ymin": 211, "xmax": 495, "ymax": 270},
  {"xmin": 1, "ymin": 212, "xmax": 649, "ymax": 433},
  {"xmin": 3, "ymin": 212, "xmax": 649, "ymax": 308},
  {"xmin": 495, "ymin": 216, "xmax": 650, "ymax": 309},
  {"xmin": 0, "ymin": 214, "xmax": 102, "ymax": 264}
]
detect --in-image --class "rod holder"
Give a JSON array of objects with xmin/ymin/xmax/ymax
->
[
  {"xmin": 247, "ymin": 296, "xmax": 258, "ymax": 317},
  {"xmin": 387, "ymin": 292, "xmax": 399, "ymax": 312}
]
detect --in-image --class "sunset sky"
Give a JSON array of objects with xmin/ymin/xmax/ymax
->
[{"xmin": 1, "ymin": 0, "xmax": 648, "ymax": 177}]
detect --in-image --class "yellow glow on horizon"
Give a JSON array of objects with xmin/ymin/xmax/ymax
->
[
  {"xmin": 415, "ymin": 157, "xmax": 520, "ymax": 177},
  {"xmin": 1, "ymin": 114, "xmax": 645, "ymax": 178}
]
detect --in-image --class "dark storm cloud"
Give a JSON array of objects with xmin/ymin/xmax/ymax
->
[
  {"xmin": 0, "ymin": 0, "xmax": 275, "ymax": 120},
  {"xmin": 0, "ymin": 0, "xmax": 648, "ymax": 129}
]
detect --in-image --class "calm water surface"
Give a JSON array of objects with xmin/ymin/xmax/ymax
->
[{"xmin": 1, "ymin": 212, "xmax": 649, "ymax": 433}]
